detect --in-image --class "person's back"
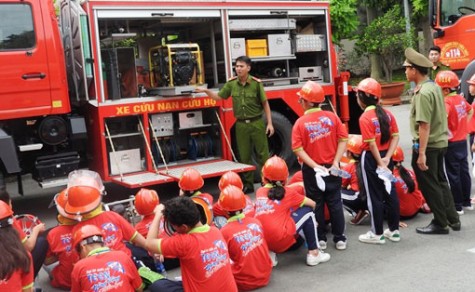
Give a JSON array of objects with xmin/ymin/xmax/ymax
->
[
  {"xmin": 445, "ymin": 93, "xmax": 471, "ymax": 142},
  {"xmin": 220, "ymin": 214, "xmax": 272, "ymax": 291},
  {"xmin": 393, "ymin": 167, "xmax": 424, "ymax": 218}
]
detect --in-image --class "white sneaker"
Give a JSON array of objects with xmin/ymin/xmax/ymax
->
[
  {"xmin": 269, "ymin": 251, "xmax": 278, "ymax": 267},
  {"xmin": 463, "ymin": 204, "xmax": 474, "ymax": 211},
  {"xmin": 335, "ymin": 240, "xmax": 347, "ymax": 250},
  {"xmin": 318, "ymin": 240, "xmax": 327, "ymax": 250},
  {"xmin": 359, "ymin": 231, "xmax": 385, "ymax": 244},
  {"xmin": 306, "ymin": 250, "xmax": 331, "ymax": 266},
  {"xmin": 383, "ymin": 228, "xmax": 400, "ymax": 242},
  {"xmin": 457, "ymin": 209, "xmax": 464, "ymax": 215}
]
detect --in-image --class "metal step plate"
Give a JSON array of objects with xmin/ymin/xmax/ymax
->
[
  {"xmin": 111, "ymin": 172, "xmax": 175, "ymax": 188},
  {"xmin": 162, "ymin": 159, "xmax": 255, "ymax": 179}
]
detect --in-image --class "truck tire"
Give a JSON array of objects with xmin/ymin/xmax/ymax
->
[
  {"xmin": 266, "ymin": 111, "xmax": 296, "ymax": 168},
  {"xmin": 461, "ymin": 60, "xmax": 475, "ymax": 103}
]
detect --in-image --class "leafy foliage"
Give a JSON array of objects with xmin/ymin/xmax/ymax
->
[
  {"xmin": 355, "ymin": 5, "xmax": 415, "ymax": 82},
  {"xmin": 330, "ymin": 0, "xmax": 359, "ymax": 44}
]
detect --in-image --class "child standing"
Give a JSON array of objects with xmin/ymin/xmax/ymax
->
[
  {"xmin": 219, "ymin": 185, "xmax": 272, "ymax": 290},
  {"xmin": 341, "ymin": 134, "xmax": 369, "ymax": 225},
  {"xmin": 255, "ymin": 156, "xmax": 331, "ymax": 265},
  {"xmin": 356, "ymin": 78, "xmax": 400, "ymax": 245},
  {"xmin": 291, "ymin": 81, "xmax": 348, "ymax": 250},
  {"xmin": 392, "ymin": 146, "xmax": 428, "ymax": 218},
  {"xmin": 435, "ymin": 70, "xmax": 473, "ymax": 214}
]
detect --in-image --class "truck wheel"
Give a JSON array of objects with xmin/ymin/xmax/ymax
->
[
  {"xmin": 461, "ymin": 60, "xmax": 475, "ymax": 103},
  {"xmin": 267, "ymin": 111, "xmax": 296, "ymax": 168}
]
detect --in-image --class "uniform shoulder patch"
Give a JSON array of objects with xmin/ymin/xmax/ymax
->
[
  {"xmin": 227, "ymin": 76, "xmax": 237, "ymax": 81},
  {"xmin": 251, "ymin": 76, "xmax": 262, "ymax": 82}
]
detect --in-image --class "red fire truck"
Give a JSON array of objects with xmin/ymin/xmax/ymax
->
[
  {"xmin": 0, "ymin": 0, "xmax": 355, "ymax": 192},
  {"xmin": 429, "ymin": 0, "xmax": 475, "ymax": 98}
]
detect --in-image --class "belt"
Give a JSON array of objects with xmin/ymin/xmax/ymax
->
[{"xmin": 237, "ymin": 116, "xmax": 261, "ymax": 123}]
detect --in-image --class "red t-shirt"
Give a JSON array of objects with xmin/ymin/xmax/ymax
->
[
  {"xmin": 292, "ymin": 108, "xmax": 348, "ymax": 164},
  {"xmin": 213, "ymin": 195, "xmax": 255, "ymax": 218},
  {"xmin": 221, "ymin": 215, "xmax": 272, "ymax": 291},
  {"xmin": 468, "ymin": 101, "xmax": 475, "ymax": 134},
  {"xmin": 359, "ymin": 106, "xmax": 399, "ymax": 151},
  {"xmin": 135, "ymin": 214, "xmax": 154, "ymax": 238},
  {"xmin": 393, "ymin": 168, "xmax": 424, "ymax": 217},
  {"xmin": 254, "ymin": 186, "xmax": 306, "ymax": 253},
  {"xmin": 445, "ymin": 93, "xmax": 472, "ymax": 142},
  {"xmin": 46, "ymin": 224, "xmax": 79, "ymax": 289},
  {"xmin": 12, "ymin": 217, "xmax": 27, "ymax": 243},
  {"xmin": 71, "ymin": 248, "xmax": 142, "ymax": 292},
  {"xmin": 341, "ymin": 161, "xmax": 359, "ymax": 192},
  {"xmin": 0, "ymin": 253, "xmax": 33, "ymax": 291},
  {"xmin": 72, "ymin": 211, "xmax": 138, "ymax": 256},
  {"xmin": 159, "ymin": 225, "xmax": 237, "ymax": 292},
  {"xmin": 288, "ymin": 170, "xmax": 303, "ymax": 185}
]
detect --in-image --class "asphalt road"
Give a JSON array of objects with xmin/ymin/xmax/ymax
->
[{"xmin": 8, "ymin": 103, "xmax": 475, "ymax": 292}]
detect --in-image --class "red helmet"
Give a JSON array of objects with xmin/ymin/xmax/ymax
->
[
  {"xmin": 357, "ymin": 78, "xmax": 381, "ymax": 99},
  {"xmin": 262, "ymin": 156, "xmax": 289, "ymax": 182},
  {"xmin": 347, "ymin": 134, "xmax": 363, "ymax": 155},
  {"xmin": 135, "ymin": 188, "xmax": 159, "ymax": 215},
  {"xmin": 65, "ymin": 186, "xmax": 102, "ymax": 215},
  {"xmin": 51, "ymin": 189, "xmax": 76, "ymax": 220},
  {"xmin": 218, "ymin": 171, "xmax": 244, "ymax": 191},
  {"xmin": 178, "ymin": 168, "xmax": 204, "ymax": 191},
  {"xmin": 435, "ymin": 70, "xmax": 460, "ymax": 88},
  {"xmin": 72, "ymin": 224, "xmax": 104, "ymax": 249},
  {"xmin": 0, "ymin": 200, "xmax": 13, "ymax": 221},
  {"xmin": 467, "ymin": 73, "xmax": 475, "ymax": 85},
  {"xmin": 192, "ymin": 196, "xmax": 213, "ymax": 225},
  {"xmin": 297, "ymin": 81, "xmax": 325, "ymax": 103},
  {"xmin": 392, "ymin": 146, "xmax": 405, "ymax": 162},
  {"xmin": 219, "ymin": 185, "xmax": 246, "ymax": 212}
]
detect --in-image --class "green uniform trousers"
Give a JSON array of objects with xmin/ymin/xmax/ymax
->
[
  {"xmin": 235, "ymin": 119, "xmax": 269, "ymax": 189},
  {"xmin": 412, "ymin": 147, "xmax": 460, "ymax": 227}
]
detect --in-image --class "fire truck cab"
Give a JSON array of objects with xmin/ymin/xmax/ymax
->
[{"xmin": 0, "ymin": 0, "xmax": 350, "ymax": 191}]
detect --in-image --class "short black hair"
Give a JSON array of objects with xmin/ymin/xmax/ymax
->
[
  {"xmin": 412, "ymin": 64, "xmax": 429, "ymax": 76},
  {"xmin": 163, "ymin": 196, "xmax": 200, "ymax": 227},
  {"xmin": 429, "ymin": 46, "xmax": 441, "ymax": 53},
  {"xmin": 235, "ymin": 56, "xmax": 252, "ymax": 66}
]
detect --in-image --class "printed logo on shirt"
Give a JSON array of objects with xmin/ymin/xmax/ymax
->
[
  {"xmin": 254, "ymin": 198, "xmax": 275, "ymax": 216},
  {"xmin": 60, "ymin": 233, "xmax": 73, "ymax": 253},
  {"xmin": 395, "ymin": 177, "xmax": 409, "ymax": 194},
  {"xmin": 304, "ymin": 116, "xmax": 334, "ymax": 142},
  {"xmin": 201, "ymin": 239, "xmax": 229, "ymax": 278},
  {"xmin": 371, "ymin": 118, "xmax": 381, "ymax": 134},
  {"xmin": 243, "ymin": 197, "xmax": 254, "ymax": 215},
  {"xmin": 232, "ymin": 223, "xmax": 264, "ymax": 256},
  {"xmin": 86, "ymin": 262, "xmax": 124, "ymax": 292},
  {"xmin": 101, "ymin": 222, "xmax": 119, "ymax": 247},
  {"xmin": 455, "ymin": 102, "xmax": 468, "ymax": 121}
]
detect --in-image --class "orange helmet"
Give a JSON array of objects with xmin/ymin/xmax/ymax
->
[
  {"xmin": 218, "ymin": 171, "xmax": 244, "ymax": 191},
  {"xmin": 51, "ymin": 189, "xmax": 76, "ymax": 220},
  {"xmin": 65, "ymin": 186, "xmax": 102, "ymax": 215},
  {"xmin": 357, "ymin": 78, "xmax": 381, "ymax": 99},
  {"xmin": 297, "ymin": 81, "xmax": 325, "ymax": 103},
  {"xmin": 219, "ymin": 185, "xmax": 246, "ymax": 212},
  {"xmin": 0, "ymin": 200, "xmax": 13, "ymax": 223},
  {"xmin": 72, "ymin": 224, "xmax": 104, "ymax": 249},
  {"xmin": 435, "ymin": 70, "xmax": 460, "ymax": 88},
  {"xmin": 262, "ymin": 156, "xmax": 289, "ymax": 182},
  {"xmin": 467, "ymin": 73, "xmax": 475, "ymax": 85},
  {"xmin": 392, "ymin": 146, "xmax": 405, "ymax": 162},
  {"xmin": 347, "ymin": 134, "xmax": 363, "ymax": 155},
  {"xmin": 192, "ymin": 196, "xmax": 213, "ymax": 225},
  {"xmin": 178, "ymin": 168, "xmax": 204, "ymax": 191},
  {"xmin": 135, "ymin": 188, "xmax": 159, "ymax": 215}
]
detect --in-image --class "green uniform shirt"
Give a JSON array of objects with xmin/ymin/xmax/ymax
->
[
  {"xmin": 218, "ymin": 75, "xmax": 267, "ymax": 120},
  {"xmin": 429, "ymin": 62, "xmax": 451, "ymax": 80},
  {"xmin": 410, "ymin": 78, "xmax": 448, "ymax": 148}
]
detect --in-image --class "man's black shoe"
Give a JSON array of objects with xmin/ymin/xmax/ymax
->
[
  {"xmin": 243, "ymin": 186, "xmax": 254, "ymax": 194},
  {"xmin": 416, "ymin": 223, "xmax": 449, "ymax": 234},
  {"xmin": 449, "ymin": 221, "xmax": 461, "ymax": 231}
]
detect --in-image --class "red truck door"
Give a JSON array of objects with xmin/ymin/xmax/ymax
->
[{"xmin": 0, "ymin": 0, "xmax": 52, "ymax": 120}]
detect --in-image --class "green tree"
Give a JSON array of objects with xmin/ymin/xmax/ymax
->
[{"xmin": 329, "ymin": 0, "xmax": 359, "ymax": 44}]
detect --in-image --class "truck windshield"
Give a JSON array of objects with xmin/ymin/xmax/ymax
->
[{"xmin": 440, "ymin": 0, "xmax": 475, "ymax": 26}]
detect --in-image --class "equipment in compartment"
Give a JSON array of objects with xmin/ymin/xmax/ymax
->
[
  {"xmin": 101, "ymin": 48, "xmax": 138, "ymax": 99},
  {"xmin": 152, "ymin": 138, "xmax": 181, "ymax": 165},
  {"xmin": 109, "ymin": 148, "xmax": 142, "ymax": 175},
  {"xmin": 299, "ymin": 66, "xmax": 323, "ymax": 82},
  {"xmin": 179, "ymin": 111, "xmax": 203, "ymax": 129},
  {"xmin": 230, "ymin": 38, "xmax": 246, "ymax": 59},
  {"xmin": 246, "ymin": 39, "xmax": 268, "ymax": 57},
  {"xmin": 148, "ymin": 43, "xmax": 204, "ymax": 96},
  {"xmin": 150, "ymin": 113, "xmax": 174, "ymax": 137},
  {"xmin": 229, "ymin": 18, "xmax": 296, "ymax": 30},
  {"xmin": 188, "ymin": 132, "xmax": 214, "ymax": 160},
  {"xmin": 267, "ymin": 34, "xmax": 292, "ymax": 57},
  {"xmin": 295, "ymin": 34, "xmax": 326, "ymax": 52}
]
